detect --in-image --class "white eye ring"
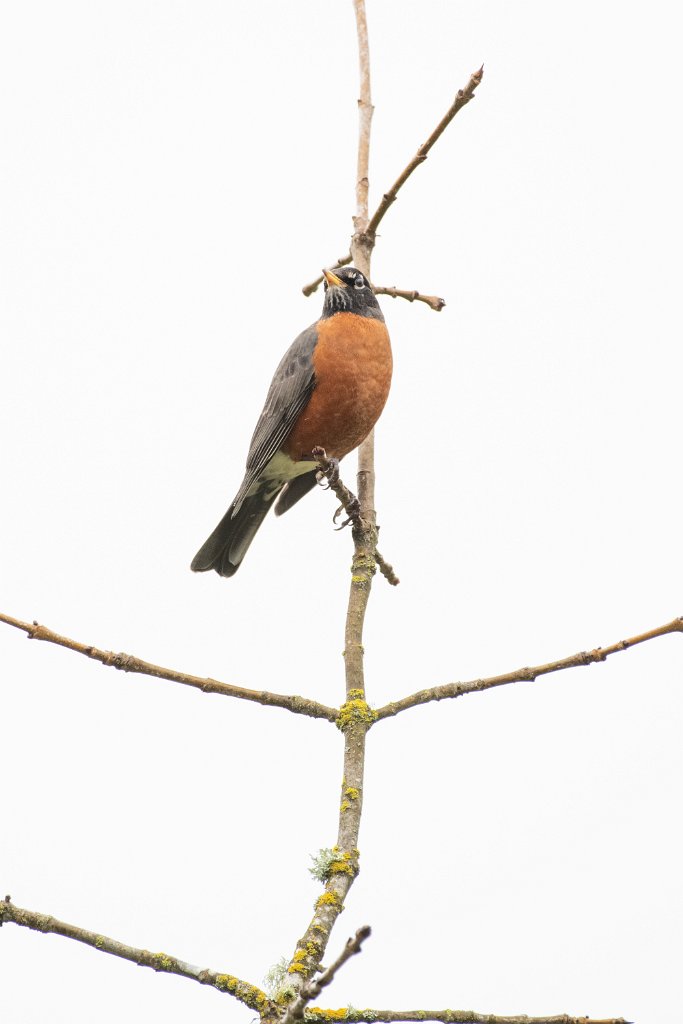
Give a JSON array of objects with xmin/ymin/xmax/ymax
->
[{"xmin": 353, "ymin": 276, "xmax": 365, "ymax": 290}]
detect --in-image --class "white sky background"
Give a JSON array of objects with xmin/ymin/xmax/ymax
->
[{"xmin": 1, "ymin": 2, "xmax": 681, "ymax": 1022}]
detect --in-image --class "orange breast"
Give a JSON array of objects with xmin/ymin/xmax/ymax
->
[{"xmin": 283, "ymin": 313, "xmax": 392, "ymax": 462}]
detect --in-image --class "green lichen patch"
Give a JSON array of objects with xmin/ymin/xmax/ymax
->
[
  {"xmin": 315, "ymin": 890, "xmax": 342, "ymax": 910},
  {"xmin": 152, "ymin": 952, "xmax": 175, "ymax": 971},
  {"xmin": 215, "ymin": 974, "xmax": 270, "ymax": 1011},
  {"xmin": 309, "ymin": 847, "xmax": 339, "ymax": 883},
  {"xmin": 306, "ymin": 1009, "xmax": 349, "ymax": 1021},
  {"xmin": 349, "ymin": 553, "xmax": 377, "ymax": 585},
  {"xmin": 328, "ymin": 850, "xmax": 359, "ymax": 878},
  {"xmin": 336, "ymin": 698, "xmax": 377, "ymax": 732},
  {"xmin": 264, "ymin": 956, "xmax": 290, "ymax": 1000}
]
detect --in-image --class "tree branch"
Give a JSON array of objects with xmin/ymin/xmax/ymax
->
[
  {"xmin": 367, "ymin": 66, "xmax": 484, "ymax": 238},
  {"xmin": 0, "ymin": 612, "xmax": 337, "ymax": 723},
  {"xmin": 0, "ymin": 897, "xmax": 273, "ymax": 1014},
  {"xmin": 312, "ymin": 449, "xmax": 399, "ymax": 586},
  {"xmin": 283, "ymin": 2, "xmax": 379, "ymax": 998},
  {"xmin": 375, "ymin": 616, "xmax": 683, "ymax": 721},
  {"xmin": 281, "ymin": 926, "xmax": 371, "ymax": 1024},
  {"xmin": 372, "ymin": 285, "xmax": 446, "ymax": 312},
  {"xmin": 353, "ymin": 0, "xmax": 373, "ymax": 239},
  {"xmin": 374, "ymin": 549, "xmax": 399, "ymax": 587},
  {"xmin": 305, "ymin": 1011, "xmax": 630, "ymax": 1024},
  {"xmin": 301, "ymin": 65, "xmax": 483, "ymax": 298}
]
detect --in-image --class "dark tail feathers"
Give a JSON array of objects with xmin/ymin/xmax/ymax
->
[{"xmin": 190, "ymin": 488, "xmax": 278, "ymax": 577}]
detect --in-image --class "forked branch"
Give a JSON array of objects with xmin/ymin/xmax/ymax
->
[
  {"xmin": 281, "ymin": 926, "xmax": 371, "ymax": 1024},
  {"xmin": 302, "ymin": 65, "xmax": 484, "ymax": 301}
]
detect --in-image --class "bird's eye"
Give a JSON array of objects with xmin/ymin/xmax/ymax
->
[{"xmin": 354, "ymin": 276, "xmax": 365, "ymax": 290}]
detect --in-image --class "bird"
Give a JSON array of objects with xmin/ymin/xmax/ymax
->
[{"xmin": 191, "ymin": 266, "xmax": 392, "ymax": 578}]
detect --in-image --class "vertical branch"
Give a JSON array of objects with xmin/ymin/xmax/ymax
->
[
  {"xmin": 351, "ymin": 0, "xmax": 376, "ymax": 521},
  {"xmin": 280, "ymin": 3, "xmax": 379, "ymax": 1006},
  {"xmin": 353, "ymin": 0, "xmax": 373, "ymax": 243}
]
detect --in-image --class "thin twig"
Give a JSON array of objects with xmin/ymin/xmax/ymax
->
[
  {"xmin": 367, "ymin": 66, "xmax": 484, "ymax": 238},
  {"xmin": 0, "ymin": 898, "xmax": 273, "ymax": 1014},
  {"xmin": 373, "ymin": 285, "xmax": 446, "ymax": 312},
  {"xmin": 375, "ymin": 616, "xmax": 683, "ymax": 721},
  {"xmin": 374, "ymin": 549, "xmax": 399, "ymax": 586},
  {"xmin": 282, "ymin": 927, "xmax": 371, "ymax": 1024},
  {"xmin": 305, "ymin": 1011, "xmax": 630, "ymax": 1024},
  {"xmin": 301, "ymin": 65, "xmax": 483, "ymax": 298},
  {"xmin": 313, "ymin": 450, "xmax": 399, "ymax": 588},
  {"xmin": 0, "ymin": 612, "xmax": 337, "ymax": 723}
]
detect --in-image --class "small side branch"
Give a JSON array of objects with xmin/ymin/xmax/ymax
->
[
  {"xmin": 313, "ymin": 450, "xmax": 399, "ymax": 587},
  {"xmin": 373, "ymin": 285, "xmax": 446, "ymax": 312},
  {"xmin": 301, "ymin": 66, "xmax": 483, "ymax": 299},
  {"xmin": 305, "ymin": 1011, "xmax": 630, "ymax": 1024},
  {"xmin": 0, "ymin": 898, "xmax": 273, "ymax": 1014},
  {"xmin": 375, "ymin": 616, "xmax": 683, "ymax": 721},
  {"xmin": 374, "ymin": 550, "xmax": 399, "ymax": 587},
  {"xmin": 0, "ymin": 612, "xmax": 337, "ymax": 723},
  {"xmin": 282, "ymin": 927, "xmax": 371, "ymax": 1024},
  {"xmin": 367, "ymin": 66, "xmax": 484, "ymax": 238}
]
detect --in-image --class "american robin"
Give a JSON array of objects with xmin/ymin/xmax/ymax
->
[{"xmin": 191, "ymin": 266, "xmax": 393, "ymax": 577}]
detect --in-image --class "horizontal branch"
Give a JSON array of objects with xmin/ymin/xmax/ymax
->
[
  {"xmin": 375, "ymin": 616, "xmax": 683, "ymax": 721},
  {"xmin": 305, "ymin": 1012, "xmax": 630, "ymax": 1024},
  {"xmin": 367, "ymin": 65, "xmax": 484, "ymax": 238},
  {"xmin": 0, "ymin": 898, "xmax": 273, "ymax": 1014},
  {"xmin": 373, "ymin": 285, "xmax": 445, "ymax": 311},
  {"xmin": 0, "ymin": 612, "xmax": 337, "ymax": 723}
]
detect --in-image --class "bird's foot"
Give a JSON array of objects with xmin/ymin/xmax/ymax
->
[
  {"xmin": 312, "ymin": 447, "xmax": 340, "ymax": 489},
  {"xmin": 334, "ymin": 496, "xmax": 361, "ymax": 530},
  {"xmin": 326, "ymin": 458, "xmax": 341, "ymax": 486},
  {"xmin": 312, "ymin": 445, "xmax": 362, "ymax": 528}
]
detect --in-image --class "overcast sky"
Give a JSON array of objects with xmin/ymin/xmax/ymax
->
[{"xmin": 1, "ymin": 2, "xmax": 682, "ymax": 1023}]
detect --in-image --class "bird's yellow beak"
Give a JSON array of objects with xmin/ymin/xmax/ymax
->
[{"xmin": 322, "ymin": 268, "xmax": 345, "ymax": 287}]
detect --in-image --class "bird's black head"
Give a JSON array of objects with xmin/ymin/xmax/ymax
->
[{"xmin": 321, "ymin": 266, "xmax": 384, "ymax": 321}]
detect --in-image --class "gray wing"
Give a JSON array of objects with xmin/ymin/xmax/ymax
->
[{"xmin": 233, "ymin": 323, "xmax": 318, "ymax": 509}]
